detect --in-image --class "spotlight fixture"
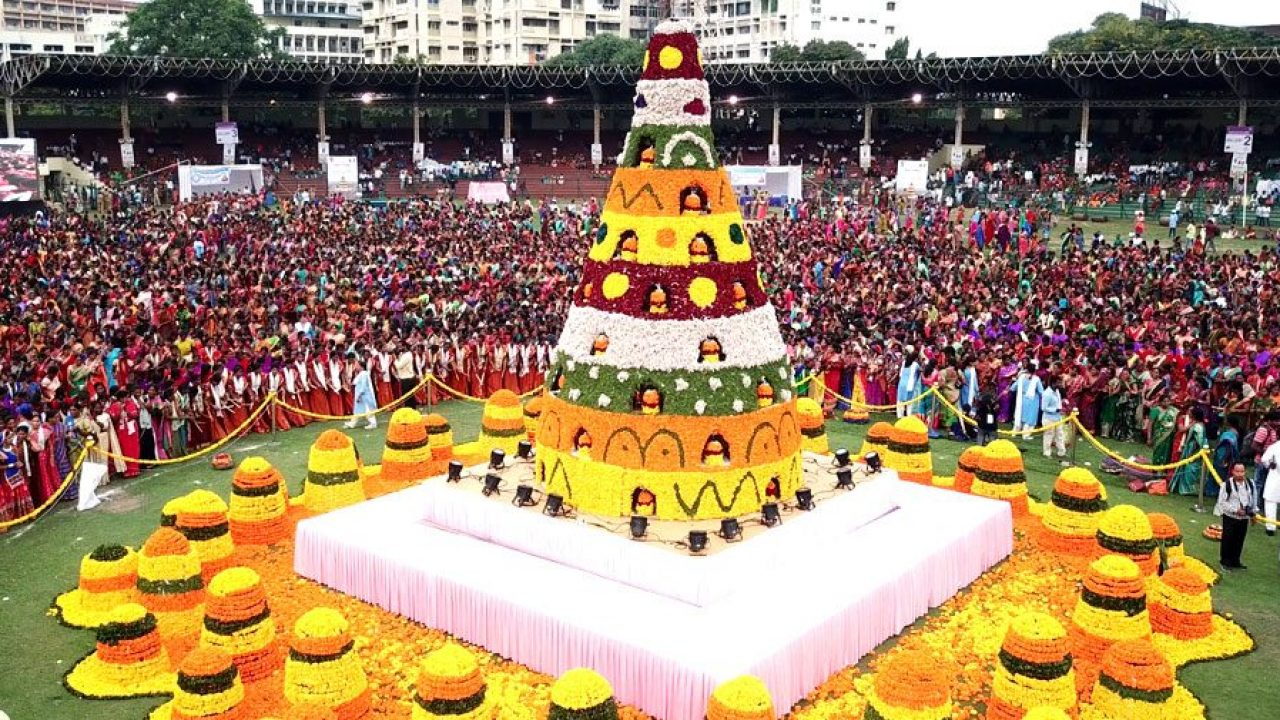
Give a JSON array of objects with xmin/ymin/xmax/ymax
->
[
  {"xmin": 545, "ymin": 95, "xmax": 555, "ymax": 105},
  {"xmin": 164, "ymin": 91, "xmax": 178, "ymax": 103},
  {"xmin": 482, "ymin": 473, "xmax": 502, "ymax": 497},
  {"xmin": 835, "ymin": 467, "xmax": 854, "ymax": 490},
  {"xmin": 513, "ymin": 484, "xmax": 536, "ymax": 507},
  {"xmin": 360, "ymin": 91, "xmax": 374, "ymax": 104},
  {"xmin": 834, "ymin": 448, "xmax": 850, "ymax": 467},
  {"xmin": 447, "ymin": 460, "xmax": 463, "ymax": 482},
  {"xmin": 911, "ymin": 92, "xmax": 923, "ymax": 104},
  {"xmin": 727, "ymin": 94, "xmax": 740, "ymax": 106},
  {"xmin": 864, "ymin": 451, "xmax": 883, "ymax": 474},
  {"xmin": 719, "ymin": 517, "xmax": 742, "ymax": 542},
  {"xmin": 761, "ymin": 502, "xmax": 782, "ymax": 528},
  {"xmin": 795, "ymin": 487, "xmax": 815, "ymax": 511},
  {"xmin": 489, "ymin": 449, "xmax": 506, "ymax": 470},
  {"xmin": 687, "ymin": 530, "xmax": 709, "ymax": 554},
  {"xmin": 517, "ymin": 440, "xmax": 533, "ymax": 459},
  {"xmin": 543, "ymin": 493, "xmax": 565, "ymax": 517},
  {"xmin": 629, "ymin": 515, "xmax": 649, "ymax": 539}
]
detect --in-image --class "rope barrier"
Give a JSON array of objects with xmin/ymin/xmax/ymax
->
[
  {"xmin": 0, "ymin": 444, "xmax": 90, "ymax": 530},
  {"xmin": 820, "ymin": 385, "xmax": 936, "ymax": 412},
  {"xmin": 273, "ymin": 374, "xmax": 436, "ymax": 422},
  {"xmin": 94, "ymin": 395, "xmax": 274, "ymax": 466},
  {"xmin": 426, "ymin": 375, "xmax": 545, "ymax": 404},
  {"xmin": 1069, "ymin": 417, "xmax": 1211, "ymax": 472}
]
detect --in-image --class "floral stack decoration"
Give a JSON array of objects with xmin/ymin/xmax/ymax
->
[
  {"xmin": 547, "ymin": 668, "xmax": 619, "ymax": 720},
  {"xmin": 859, "ymin": 421, "xmax": 893, "ymax": 460},
  {"xmin": 64, "ymin": 602, "xmax": 176, "ymax": 699},
  {"xmin": 1147, "ymin": 512, "xmax": 1216, "ymax": 585},
  {"xmin": 380, "ymin": 408, "xmax": 433, "ymax": 484},
  {"xmin": 147, "ymin": 647, "xmax": 246, "ymax": 720},
  {"xmin": 299, "ymin": 431, "xmax": 366, "ymax": 514},
  {"xmin": 796, "ymin": 398, "xmax": 830, "ymax": 455},
  {"xmin": 986, "ymin": 612, "xmax": 1078, "ymax": 720},
  {"xmin": 53, "ymin": 544, "xmax": 141, "ymax": 628},
  {"xmin": 953, "ymin": 445, "xmax": 984, "ymax": 494},
  {"xmin": 175, "ymin": 489, "xmax": 236, "ymax": 583},
  {"xmin": 863, "ymin": 649, "xmax": 953, "ymax": 720},
  {"xmin": 522, "ymin": 397, "xmax": 543, "ymax": 442},
  {"xmin": 706, "ymin": 675, "xmax": 775, "ymax": 720},
  {"xmin": 284, "ymin": 607, "xmax": 370, "ymax": 720},
  {"xmin": 970, "ymin": 439, "xmax": 1030, "ymax": 517},
  {"xmin": 138, "ymin": 527, "xmax": 207, "ymax": 653},
  {"xmin": 1095, "ymin": 505, "xmax": 1158, "ymax": 576},
  {"xmin": 161, "ymin": 496, "xmax": 185, "ymax": 527},
  {"xmin": 1039, "ymin": 467, "xmax": 1109, "ymax": 556},
  {"xmin": 1147, "ymin": 567, "xmax": 1212, "ymax": 641},
  {"xmin": 884, "ymin": 416, "xmax": 932, "ymax": 484},
  {"xmin": 200, "ymin": 567, "xmax": 280, "ymax": 683},
  {"xmin": 410, "ymin": 642, "xmax": 491, "ymax": 719},
  {"xmin": 454, "ymin": 390, "xmax": 527, "ymax": 464},
  {"xmin": 228, "ymin": 457, "xmax": 291, "ymax": 546},
  {"xmin": 1068, "ymin": 555, "xmax": 1151, "ymax": 695},
  {"xmin": 1081, "ymin": 640, "xmax": 1201, "ymax": 720}
]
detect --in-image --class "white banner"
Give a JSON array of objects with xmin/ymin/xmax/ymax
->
[
  {"xmin": 412, "ymin": 142, "xmax": 424, "ymax": 162},
  {"xmin": 78, "ymin": 462, "xmax": 106, "ymax": 511},
  {"xmin": 190, "ymin": 166, "xmax": 232, "ymax": 186},
  {"xmin": 591, "ymin": 143, "xmax": 603, "ymax": 167},
  {"xmin": 859, "ymin": 142, "xmax": 872, "ymax": 170},
  {"xmin": 502, "ymin": 140, "xmax": 514, "ymax": 165},
  {"xmin": 728, "ymin": 166, "xmax": 768, "ymax": 187},
  {"xmin": 317, "ymin": 141, "xmax": 330, "ymax": 167},
  {"xmin": 894, "ymin": 159, "xmax": 929, "ymax": 193},
  {"xmin": 950, "ymin": 146, "xmax": 965, "ymax": 170},
  {"xmin": 119, "ymin": 139, "xmax": 134, "ymax": 169},
  {"xmin": 1073, "ymin": 147, "xmax": 1089, "ymax": 176},
  {"xmin": 1224, "ymin": 126, "xmax": 1253, "ymax": 155},
  {"xmin": 767, "ymin": 143, "xmax": 780, "ymax": 167},
  {"xmin": 327, "ymin": 155, "xmax": 359, "ymax": 198},
  {"xmin": 222, "ymin": 143, "xmax": 236, "ymax": 165},
  {"xmin": 1230, "ymin": 153, "xmax": 1248, "ymax": 179},
  {"xmin": 215, "ymin": 121, "xmax": 239, "ymax": 145}
]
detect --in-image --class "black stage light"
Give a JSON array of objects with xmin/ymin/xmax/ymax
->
[
  {"xmin": 719, "ymin": 518, "xmax": 742, "ymax": 542},
  {"xmin": 795, "ymin": 487, "xmax": 815, "ymax": 511},
  {"xmin": 447, "ymin": 460, "xmax": 463, "ymax": 482},
  {"xmin": 517, "ymin": 440, "xmax": 533, "ymax": 459},
  {"xmin": 482, "ymin": 473, "xmax": 502, "ymax": 497},
  {"xmin": 835, "ymin": 467, "xmax": 854, "ymax": 490},
  {"xmin": 544, "ymin": 493, "xmax": 565, "ymax": 517},
  {"xmin": 489, "ymin": 448, "xmax": 506, "ymax": 469},
  {"xmin": 629, "ymin": 515, "xmax": 649, "ymax": 539},
  {"xmin": 687, "ymin": 530, "xmax": 709, "ymax": 554},
  {"xmin": 513, "ymin": 484, "xmax": 536, "ymax": 507},
  {"xmin": 864, "ymin": 451, "xmax": 883, "ymax": 474},
  {"xmin": 834, "ymin": 448, "xmax": 851, "ymax": 467},
  {"xmin": 761, "ymin": 502, "xmax": 782, "ymax": 528}
]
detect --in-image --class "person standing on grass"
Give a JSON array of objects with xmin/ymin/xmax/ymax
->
[
  {"xmin": 1215, "ymin": 462, "xmax": 1255, "ymax": 572},
  {"xmin": 1258, "ymin": 437, "xmax": 1280, "ymax": 538}
]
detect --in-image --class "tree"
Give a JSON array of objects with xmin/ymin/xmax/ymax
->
[
  {"xmin": 109, "ymin": 0, "xmax": 286, "ymax": 59},
  {"xmin": 770, "ymin": 39, "xmax": 865, "ymax": 64},
  {"xmin": 1047, "ymin": 12, "xmax": 1280, "ymax": 53},
  {"xmin": 543, "ymin": 34, "xmax": 646, "ymax": 68},
  {"xmin": 884, "ymin": 37, "xmax": 910, "ymax": 60}
]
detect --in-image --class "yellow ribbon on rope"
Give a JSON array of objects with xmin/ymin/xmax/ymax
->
[
  {"xmin": 821, "ymin": 385, "xmax": 936, "ymax": 412},
  {"xmin": 272, "ymin": 374, "xmax": 436, "ymax": 422},
  {"xmin": 0, "ymin": 443, "xmax": 91, "ymax": 529},
  {"xmin": 426, "ymin": 375, "xmax": 545, "ymax": 404},
  {"xmin": 95, "ymin": 394, "xmax": 275, "ymax": 466}
]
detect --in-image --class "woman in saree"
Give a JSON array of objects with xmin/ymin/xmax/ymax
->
[
  {"xmin": 1148, "ymin": 395, "xmax": 1178, "ymax": 466},
  {"xmin": 1168, "ymin": 406, "xmax": 1208, "ymax": 495}
]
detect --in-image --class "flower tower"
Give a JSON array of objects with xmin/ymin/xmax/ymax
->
[
  {"xmin": 796, "ymin": 398, "xmax": 830, "ymax": 455},
  {"xmin": 1148, "ymin": 567, "xmax": 1213, "ymax": 640},
  {"xmin": 859, "ymin": 421, "xmax": 893, "ymax": 460},
  {"xmin": 53, "ymin": 544, "xmax": 141, "ymax": 628},
  {"xmin": 1095, "ymin": 506, "xmax": 1158, "ymax": 576},
  {"xmin": 953, "ymin": 445, "xmax": 983, "ymax": 494},
  {"xmin": 864, "ymin": 650, "xmax": 953, "ymax": 720},
  {"xmin": 161, "ymin": 496, "xmax": 184, "ymax": 527},
  {"xmin": 300, "ymin": 431, "xmax": 365, "ymax": 514},
  {"xmin": 455, "ymin": 390, "xmax": 527, "ymax": 464},
  {"xmin": 228, "ymin": 457, "xmax": 291, "ymax": 546},
  {"xmin": 522, "ymin": 397, "xmax": 543, "ymax": 442},
  {"xmin": 706, "ymin": 676, "xmax": 776, "ymax": 720},
  {"xmin": 1068, "ymin": 555, "xmax": 1151, "ymax": 695},
  {"xmin": 534, "ymin": 19, "xmax": 802, "ymax": 520},
  {"xmin": 148, "ymin": 647, "xmax": 246, "ymax": 720},
  {"xmin": 200, "ymin": 567, "xmax": 280, "ymax": 683},
  {"xmin": 381, "ymin": 408, "xmax": 433, "ymax": 484},
  {"xmin": 970, "ymin": 439, "xmax": 1029, "ymax": 517},
  {"xmin": 547, "ymin": 668, "xmax": 618, "ymax": 720},
  {"xmin": 174, "ymin": 489, "xmax": 236, "ymax": 583},
  {"xmin": 137, "ymin": 527, "xmax": 206, "ymax": 651},
  {"xmin": 885, "ymin": 415, "xmax": 931, "ymax": 484},
  {"xmin": 1039, "ymin": 467, "xmax": 1108, "ymax": 556},
  {"xmin": 410, "ymin": 643, "xmax": 491, "ymax": 719},
  {"xmin": 986, "ymin": 612, "xmax": 1078, "ymax": 720},
  {"xmin": 1146, "ymin": 512, "xmax": 1216, "ymax": 584},
  {"xmin": 423, "ymin": 413, "xmax": 455, "ymax": 474},
  {"xmin": 1083, "ymin": 640, "xmax": 1184, "ymax": 720},
  {"xmin": 64, "ymin": 602, "xmax": 176, "ymax": 698},
  {"xmin": 284, "ymin": 607, "xmax": 370, "ymax": 720}
]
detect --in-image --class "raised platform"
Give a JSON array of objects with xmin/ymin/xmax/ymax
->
[{"xmin": 295, "ymin": 467, "xmax": 1012, "ymax": 720}]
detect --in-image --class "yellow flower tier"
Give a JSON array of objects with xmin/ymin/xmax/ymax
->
[
  {"xmin": 284, "ymin": 607, "xmax": 370, "ymax": 720},
  {"xmin": 706, "ymin": 676, "xmax": 776, "ymax": 720},
  {"xmin": 885, "ymin": 415, "xmax": 931, "ymax": 484},
  {"xmin": 1039, "ymin": 467, "xmax": 1108, "ymax": 556},
  {"xmin": 410, "ymin": 643, "xmax": 491, "ymax": 719},
  {"xmin": 547, "ymin": 668, "xmax": 618, "ymax": 720},
  {"xmin": 796, "ymin": 398, "xmax": 829, "ymax": 455},
  {"xmin": 454, "ymin": 390, "xmax": 527, "ymax": 464},
  {"xmin": 986, "ymin": 612, "xmax": 1078, "ymax": 720},
  {"xmin": 1069, "ymin": 555, "xmax": 1151, "ymax": 697},
  {"xmin": 200, "ymin": 567, "xmax": 280, "ymax": 683},
  {"xmin": 228, "ymin": 457, "xmax": 291, "ymax": 546},
  {"xmin": 174, "ymin": 489, "xmax": 235, "ymax": 583},
  {"xmin": 53, "ymin": 544, "xmax": 141, "ymax": 628},
  {"xmin": 1147, "ymin": 512, "xmax": 1217, "ymax": 585},
  {"xmin": 64, "ymin": 602, "xmax": 176, "ymax": 699},
  {"xmin": 859, "ymin": 421, "xmax": 893, "ymax": 460},
  {"xmin": 300, "ymin": 431, "xmax": 365, "ymax": 514},
  {"xmin": 1095, "ymin": 505, "xmax": 1157, "ymax": 576},
  {"xmin": 971, "ymin": 439, "xmax": 1029, "ymax": 517}
]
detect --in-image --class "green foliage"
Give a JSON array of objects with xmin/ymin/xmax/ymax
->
[
  {"xmin": 771, "ymin": 39, "xmax": 865, "ymax": 64},
  {"xmin": 543, "ymin": 34, "xmax": 646, "ymax": 68},
  {"xmin": 884, "ymin": 37, "xmax": 910, "ymax": 60},
  {"xmin": 1047, "ymin": 12, "xmax": 1280, "ymax": 53},
  {"xmin": 108, "ymin": 0, "xmax": 286, "ymax": 60}
]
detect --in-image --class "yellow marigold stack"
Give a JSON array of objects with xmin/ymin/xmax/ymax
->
[
  {"xmin": 796, "ymin": 398, "xmax": 830, "ymax": 455},
  {"xmin": 64, "ymin": 602, "xmax": 176, "ymax": 699},
  {"xmin": 885, "ymin": 416, "xmax": 932, "ymax": 484},
  {"xmin": 970, "ymin": 439, "xmax": 1029, "ymax": 517},
  {"xmin": 547, "ymin": 668, "xmax": 619, "ymax": 720},
  {"xmin": 148, "ymin": 647, "xmax": 246, "ymax": 720},
  {"xmin": 1147, "ymin": 512, "xmax": 1217, "ymax": 585},
  {"xmin": 521, "ymin": 397, "xmax": 542, "ymax": 443},
  {"xmin": 138, "ymin": 527, "xmax": 207, "ymax": 650},
  {"xmin": 53, "ymin": 544, "xmax": 141, "ymax": 628},
  {"xmin": 284, "ymin": 607, "xmax": 370, "ymax": 720},
  {"xmin": 1068, "ymin": 555, "xmax": 1151, "ymax": 695},
  {"xmin": 1023, "ymin": 710, "xmax": 1072, "ymax": 720},
  {"xmin": 1039, "ymin": 467, "xmax": 1109, "ymax": 556},
  {"xmin": 1095, "ymin": 506, "xmax": 1158, "ymax": 576},
  {"xmin": 454, "ymin": 390, "xmax": 527, "ymax": 464},
  {"xmin": 1148, "ymin": 567, "xmax": 1212, "ymax": 640},
  {"xmin": 200, "ymin": 567, "xmax": 280, "ymax": 683},
  {"xmin": 175, "ymin": 490, "xmax": 236, "ymax": 583},
  {"xmin": 986, "ymin": 612, "xmax": 1078, "ymax": 720},
  {"xmin": 410, "ymin": 643, "xmax": 491, "ymax": 719},
  {"xmin": 859, "ymin": 421, "xmax": 893, "ymax": 460},
  {"xmin": 706, "ymin": 675, "xmax": 775, "ymax": 720},
  {"xmin": 300, "ymin": 431, "xmax": 366, "ymax": 514},
  {"xmin": 953, "ymin": 445, "xmax": 984, "ymax": 494},
  {"xmin": 380, "ymin": 408, "xmax": 432, "ymax": 484},
  {"xmin": 1082, "ymin": 640, "xmax": 1197, "ymax": 720},
  {"xmin": 161, "ymin": 496, "xmax": 184, "ymax": 527},
  {"xmin": 864, "ymin": 650, "xmax": 953, "ymax": 720},
  {"xmin": 423, "ymin": 414, "xmax": 455, "ymax": 475},
  {"xmin": 228, "ymin": 457, "xmax": 291, "ymax": 546}
]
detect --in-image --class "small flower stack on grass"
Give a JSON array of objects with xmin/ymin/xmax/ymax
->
[
  {"xmin": 986, "ymin": 612, "xmax": 1078, "ymax": 720},
  {"xmin": 138, "ymin": 527, "xmax": 207, "ymax": 654},
  {"xmin": 1095, "ymin": 506, "xmax": 1158, "ymax": 577},
  {"xmin": 423, "ymin": 413, "xmax": 455, "ymax": 475},
  {"xmin": 64, "ymin": 602, "xmax": 176, "ymax": 699},
  {"xmin": 380, "ymin": 408, "xmax": 432, "ymax": 484},
  {"xmin": 1148, "ymin": 567, "xmax": 1212, "ymax": 641},
  {"xmin": 970, "ymin": 439, "xmax": 1030, "ymax": 517},
  {"xmin": 796, "ymin": 398, "xmax": 830, "ymax": 455},
  {"xmin": 53, "ymin": 544, "xmax": 141, "ymax": 628},
  {"xmin": 1068, "ymin": 555, "xmax": 1151, "ymax": 696},
  {"xmin": 706, "ymin": 675, "xmax": 775, "ymax": 720},
  {"xmin": 858, "ymin": 421, "xmax": 893, "ymax": 460},
  {"xmin": 863, "ymin": 650, "xmax": 953, "ymax": 720},
  {"xmin": 410, "ymin": 643, "xmax": 491, "ymax": 719},
  {"xmin": 200, "ymin": 567, "xmax": 280, "ymax": 683},
  {"xmin": 228, "ymin": 457, "xmax": 291, "ymax": 546},
  {"xmin": 885, "ymin": 416, "xmax": 932, "ymax": 484},
  {"xmin": 521, "ymin": 397, "xmax": 542, "ymax": 443},
  {"xmin": 175, "ymin": 489, "xmax": 236, "ymax": 584},
  {"xmin": 300, "ymin": 431, "xmax": 366, "ymax": 514},
  {"xmin": 1040, "ymin": 467, "xmax": 1109, "ymax": 556},
  {"xmin": 454, "ymin": 390, "xmax": 527, "ymax": 464},
  {"xmin": 161, "ymin": 496, "xmax": 185, "ymax": 527},
  {"xmin": 148, "ymin": 647, "xmax": 247, "ymax": 720},
  {"xmin": 284, "ymin": 607, "xmax": 370, "ymax": 720},
  {"xmin": 953, "ymin": 445, "xmax": 984, "ymax": 494},
  {"xmin": 1082, "ymin": 640, "xmax": 1200, "ymax": 720},
  {"xmin": 1147, "ymin": 512, "xmax": 1217, "ymax": 585},
  {"xmin": 547, "ymin": 668, "xmax": 619, "ymax": 720}
]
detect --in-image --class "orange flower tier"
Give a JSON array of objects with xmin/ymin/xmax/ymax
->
[
  {"xmin": 864, "ymin": 649, "xmax": 953, "ymax": 720},
  {"xmin": 706, "ymin": 675, "xmax": 776, "ymax": 720},
  {"xmin": 1068, "ymin": 555, "xmax": 1151, "ymax": 697},
  {"xmin": 970, "ymin": 439, "xmax": 1029, "ymax": 517},
  {"xmin": 200, "ymin": 567, "xmax": 281, "ymax": 683},
  {"xmin": 953, "ymin": 446, "xmax": 983, "ymax": 494},
  {"xmin": 1039, "ymin": 468, "xmax": 1108, "ymax": 556},
  {"xmin": 175, "ymin": 490, "xmax": 236, "ymax": 584},
  {"xmin": 986, "ymin": 612, "xmax": 1078, "ymax": 720},
  {"xmin": 859, "ymin": 421, "xmax": 893, "ymax": 460},
  {"xmin": 228, "ymin": 457, "xmax": 291, "ymax": 546},
  {"xmin": 1148, "ymin": 567, "xmax": 1212, "ymax": 640},
  {"xmin": 885, "ymin": 416, "xmax": 932, "ymax": 485}
]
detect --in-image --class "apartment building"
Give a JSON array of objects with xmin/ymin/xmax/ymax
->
[
  {"xmin": 0, "ymin": 0, "xmax": 132, "ymax": 58},
  {"xmin": 676, "ymin": 0, "xmax": 902, "ymax": 62},
  {"xmin": 252, "ymin": 0, "xmax": 364, "ymax": 63}
]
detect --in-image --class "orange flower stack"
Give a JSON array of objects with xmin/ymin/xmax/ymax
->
[
  {"xmin": 1068, "ymin": 555, "xmax": 1151, "ymax": 695},
  {"xmin": 885, "ymin": 416, "xmax": 932, "ymax": 484},
  {"xmin": 64, "ymin": 602, "xmax": 176, "ymax": 699},
  {"xmin": 284, "ymin": 607, "xmax": 370, "ymax": 720},
  {"xmin": 200, "ymin": 567, "xmax": 280, "ymax": 683},
  {"xmin": 148, "ymin": 647, "xmax": 247, "ymax": 720},
  {"xmin": 858, "ymin": 421, "xmax": 893, "ymax": 460},
  {"xmin": 1085, "ymin": 640, "xmax": 1179, "ymax": 719},
  {"xmin": 522, "ymin": 397, "xmax": 543, "ymax": 442},
  {"xmin": 986, "ymin": 612, "xmax": 1078, "ymax": 720},
  {"xmin": 970, "ymin": 439, "xmax": 1029, "ymax": 517},
  {"xmin": 706, "ymin": 675, "xmax": 775, "ymax": 720},
  {"xmin": 161, "ymin": 496, "xmax": 184, "ymax": 527},
  {"xmin": 53, "ymin": 544, "xmax": 141, "ymax": 628},
  {"xmin": 1095, "ymin": 505, "xmax": 1158, "ymax": 576},
  {"xmin": 1148, "ymin": 567, "xmax": 1213, "ymax": 640},
  {"xmin": 454, "ymin": 390, "xmax": 526, "ymax": 464},
  {"xmin": 864, "ymin": 650, "xmax": 953, "ymax": 720},
  {"xmin": 228, "ymin": 457, "xmax": 291, "ymax": 546},
  {"xmin": 1040, "ymin": 467, "xmax": 1108, "ymax": 556},
  {"xmin": 953, "ymin": 445, "xmax": 984, "ymax": 494},
  {"xmin": 380, "ymin": 408, "xmax": 432, "ymax": 484},
  {"xmin": 138, "ymin": 527, "xmax": 207, "ymax": 649},
  {"xmin": 410, "ymin": 643, "xmax": 491, "ymax": 719},
  {"xmin": 300, "ymin": 431, "xmax": 365, "ymax": 514},
  {"xmin": 796, "ymin": 398, "xmax": 830, "ymax": 455},
  {"xmin": 1146, "ymin": 512, "xmax": 1216, "ymax": 584},
  {"xmin": 421, "ymin": 414, "xmax": 455, "ymax": 474},
  {"xmin": 175, "ymin": 490, "xmax": 236, "ymax": 583}
]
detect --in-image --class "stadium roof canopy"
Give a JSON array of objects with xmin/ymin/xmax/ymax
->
[{"xmin": 1, "ymin": 49, "xmax": 1279, "ymax": 112}]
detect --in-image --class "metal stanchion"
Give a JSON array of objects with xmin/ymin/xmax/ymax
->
[{"xmin": 1191, "ymin": 456, "xmax": 1209, "ymax": 513}]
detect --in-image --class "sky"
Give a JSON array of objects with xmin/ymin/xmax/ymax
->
[{"xmin": 897, "ymin": 0, "xmax": 1280, "ymax": 57}]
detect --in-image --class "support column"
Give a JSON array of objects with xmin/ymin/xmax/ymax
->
[
  {"xmin": 859, "ymin": 103, "xmax": 873, "ymax": 170},
  {"xmin": 4, "ymin": 96, "xmax": 14, "ymax": 138},
  {"xmin": 951, "ymin": 100, "xmax": 965, "ymax": 169},
  {"xmin": 221, "ymin": 97, "xmax": 230, "ymax": 123},
  {"xmin": 1237, "ymin": 97, "xmax": 1248, "ymax": 127},
  {"xmin": 1237, "ymin": 98, "xmax": 1249, "ymax": 228},
  {"xmin": 119, "ymin": 93, "xmax": 134, "ymax": 169},
  {"xmin": 220, "ymin": 96, "xmax": 235, "ymax": 164},
  {"xmin": 502, "ymin": 101, "xmax": 513, "ymax": 165},
  {"xmin": 412, "ymin": 97, "xmax": 423, "ymax": 162},
  {"xmin": 591, "ymin": 102, "xmax": 602, "ymax": 167},
  {"xmin": 316, "ymin": 99, "xmax": 329, "ymax": 166},
  {"xmin": 1073, "ymin": 99, "xmax": 1090, "ymax": 177},
  {"xmin": 769, "ymin": 101, "xmax": 780, "ymax": 166}
]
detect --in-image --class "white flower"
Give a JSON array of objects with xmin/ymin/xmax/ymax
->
[
  {"xmin": 568, "ymin": 389, "xmax": 581, "ymax": 401},
  {"xmin": 709, "ymin": 377, "xmax": 723, "ymax": 391},
  {"xmin": 616, "ymin": 371, "xmax": 630, "ymax": 382},
  {"xmin": 588, "ymin": 366, "xmax": 600, "ymax": 380},
  {"xmin": 778, "ymin": 366, "xmax": 789, "ymax": 380},
  {"xmin": 675, "ymin": 378, "xmax": 689, "ymax": 392},
  {"xmin": 780, "ymin": 389, "xmax": 793, "ymax": 402},
  {"xmin": 741, "ymin": 373, "xmax": 752, "ymax": 388},
  {"xmin": 682, "ymin": 152, "xmax": 698, "ymax": 166},
  {"xmin": 598, "ymin": 394, "xmax": 611, "ymax": 408},
  {"xmin": 694, "ymin": 400, "xmax": 707, "ymax": 415},
  {"xmin": 566, "ymin": 359, "xmax": 577, "ymax": 371},
  {"xmin": 732, "ymin": 399, "xmax": 744, "ymax": 413}
]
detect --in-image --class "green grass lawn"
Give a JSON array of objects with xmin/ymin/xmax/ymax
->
[{"xmin": 0, "ymin": 401, "xmax": 1274, "ymax": 719}]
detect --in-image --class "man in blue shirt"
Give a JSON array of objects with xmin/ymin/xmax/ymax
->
[{"xmin": 1040, "ymin": 375, "xmax": 1066, "ymax": 460}]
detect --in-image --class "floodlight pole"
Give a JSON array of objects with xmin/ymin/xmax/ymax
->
[
  {"xmin": 3, "ymin": 96, "xmax": 13, "ymax": 138},
  {"xmin": 1238, "ymin": 98, "xmax": 1248, "ymax": 229},
  {"xmin": 952, "ymin": 100, "xmax": 964, "ymax": 168}
]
